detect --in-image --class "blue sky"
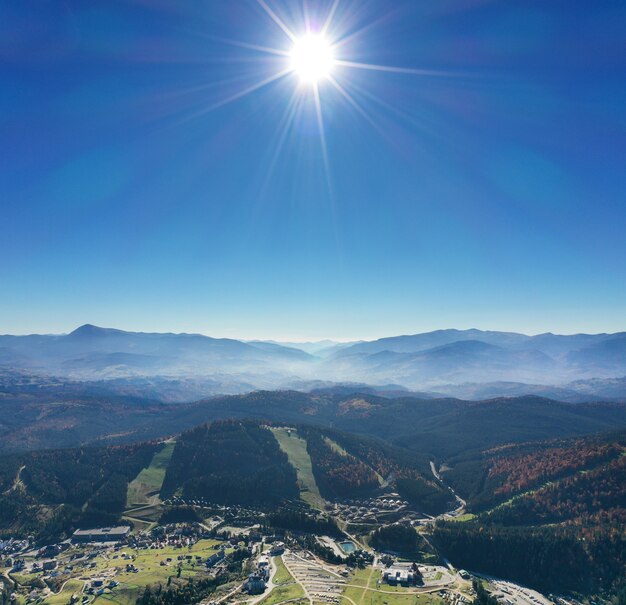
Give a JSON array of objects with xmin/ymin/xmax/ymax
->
[{"xmin": 1, "ymin": 0, "xmax": 625, "ymax": 340}]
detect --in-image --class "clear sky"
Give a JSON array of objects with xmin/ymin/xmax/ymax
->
[{"xmin": 1, "ymin": 0, "xmax": 625, "ymax": 340}]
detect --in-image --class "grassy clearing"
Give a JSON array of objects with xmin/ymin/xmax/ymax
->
[
  {"xmin": 121, "ymin": 516, "xmax": 154, "ymax": 532},
  {"xmin": 34, "ymin": 539, "xmax": 227, "ymax": 605},
  {"xmin": 259, "ymin": 583, "xmax": 306, "ymax": 605},
  {"xmin": 451, "ymin": 514, "xmax": 476, "ymax": 522},
  {"xmin": 323, "ymin": 437, "xmax": 350, "ymax": 457},
  {"xmin": 44, "ymin": 580, "xmax": 86, "ymax": 605},
  {"xmin": 272, "ymin": 556, "xmax": 294, "ymax": 585},
  {"xmin": 258, "ymin": 554, "xmax": 305, "ymax": 605},
  {"xmin": 126, "ymin": 441, "xmax": 176, "ymax": 508},
  {"xmin": 342, "ymin": 569, "xmax": 444, "ymax": 605},
  {"xmin": 11, "ymin": 572, "xmax": 41, "ymax": 586},
  {"xmin": 260, "ymin": 561, "xmax": 304, "ymax": 605},
  {"xmin": 270, "ymin": 427, "xmax": 324, "ymax": 510}
]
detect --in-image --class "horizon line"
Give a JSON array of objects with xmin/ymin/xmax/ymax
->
[{"xmin": 2, "ymin": 322, "xmax": 625, "ymax": 343}]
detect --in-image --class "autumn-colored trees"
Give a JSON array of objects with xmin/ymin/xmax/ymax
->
[{"xmin": 302, "ymin": 428, "xmax": 379, "ymax": 499}]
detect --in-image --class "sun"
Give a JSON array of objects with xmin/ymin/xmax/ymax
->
[{"xmin": 289, "ymin": 34, "xmax": 335, "ymax": 84}]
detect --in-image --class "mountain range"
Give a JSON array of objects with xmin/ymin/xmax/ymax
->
[{"xmin": 1, "ymin": 324, "xmax": 626, "ymax": 401}]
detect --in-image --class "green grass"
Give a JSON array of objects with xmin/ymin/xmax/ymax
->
[
  {"xmin": 96, "ymin": 586, "xmax": 140, "ymax": 605},
  {"xmin": 120, "ymin": 516, "xmax": 154, "ymax": 532},
  {"xmin": 126, "ymin": 441, "xmax": 176, "ymax": 508},
  {"xmin": 35, "ymin": 539, "xmax": 227, "ymax": 605},
  {"xmin": 342, "ymin": 568, "xmax": 444, "ymax": 605},
  {"xmin": 44, "ymin": 580, "xmax": 85, "ymax": 605},
  {"xmin": 324, "ymin": 436, "xmax": 350, "ymax": 457},
  {"xmin": 272, "ymin": 556, "xmax": 294, "ymax": 585},
  {"xmin": 11, "ymin": 572, "xmax": 41, "ymax": 586},
  {"xmin": 259, "ymin": 584, "xmax": 306, "ymax": 605},
  {"xmin": 270, "ymin": 427, "xmax": 325, "ymax": 510},
  {"xmin": 451, "ymin": 514, "xmax": 476, "ymax": 522},
  {"xmin": 257, "ymin": 554, "xmax": 306, "ymax": 605}
]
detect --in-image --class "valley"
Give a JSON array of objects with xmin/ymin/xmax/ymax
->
[
  {"xmin": 1, "ymin": 329, "xmax": 625, "ymax": 605},
  {"xmin": 1, "ymin": 407, "xmax": 624, "ymax": 605}
]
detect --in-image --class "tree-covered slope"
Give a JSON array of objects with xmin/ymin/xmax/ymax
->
[
  {"xmin": 160, "ymin": 420, "xmax": 299, "ymax": 506},
  {"xmin": 0, "ymin": 442, "xmax": 159, "ymax": 542},
  {"xmin": 432, "ymin": 430, "xmax": 626, "ymax": 597}
]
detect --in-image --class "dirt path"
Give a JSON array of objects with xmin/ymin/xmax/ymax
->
[
  {"xmin": 358, "ymin": 566, "xmax": 376, "ymax": 605},
  {"xmin": 202, "ymin": 582, "xmax": 244, "ymax": 605}
]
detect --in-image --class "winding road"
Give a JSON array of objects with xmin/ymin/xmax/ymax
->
[{"xmin": 430, "ymin": 461, "xmax": 466, "ymax": 517}]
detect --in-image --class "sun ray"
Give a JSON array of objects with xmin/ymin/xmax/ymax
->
[
  {"xmin": 339, "ymin": 75, "xmax": 443, "ymax": 142},
  {"xmin": 331, "ymin": 10, "xmax": 401, "ymax": 50},
  {"xmin": 182, "ymin": 68, "xmax": 292, "ymax": 123},
  {"xmin": 313, "ymin": 83, "xmax": 332, "ymax": 197},
  {"xmin": 212, "ymin": 37, "xmax": 291, "ymax": 57},
  {"xmin": 327, "ymin": 75, "xmax": 385, "ymax": 137},
  {"xmin": 303, "ymin": 0, "xmax": 311, "ymax": 34},
  {"xmin": 335, "ymin": 59, "xmax": 454, "ymax": 77},
  {"xmin": 257, "ymin": 89, "xmax": 305, "ymax": 200},
  {"xmin": 321, "ymin": 0, "xmax": 341, "ymax": 36},
  {"xmin": 256, "ymin": 0, "xmax": 297, "ymax": 42}
]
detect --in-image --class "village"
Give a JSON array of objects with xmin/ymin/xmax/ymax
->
[{"xmin": 0, "ymin": 517, "xmax": 554, "ymax": 605}]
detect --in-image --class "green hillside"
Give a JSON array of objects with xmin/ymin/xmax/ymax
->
[
  {"xmin": 160, "ymin": 420, "xmax": 299, "ymax": 506},
  {"xmin": 126, "ymin": 440, "xmax": 176, "ymax": 508},
  {"xmin": 0, "ymin": 442, "xmax": 158, "ymax": 542},
  {"xmin": 270, "ymin": 426, "xmax": 325, "ymax": 509}
]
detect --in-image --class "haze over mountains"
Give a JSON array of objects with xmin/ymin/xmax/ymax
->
[{"xmin": 1, "ymin": 324, "xmax": 626, "ymax": 402}]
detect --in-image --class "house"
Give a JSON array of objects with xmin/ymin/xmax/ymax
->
[{"xmin": 206, "ymin": 550, "xmax": 225, "ymax": 568}]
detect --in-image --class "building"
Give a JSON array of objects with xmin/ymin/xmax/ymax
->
[
  {"xmin": 244, "ymin": 573, "xmax": 266, "ymax": 595},
  {"xmin": 383, "ymin": 565, "xmax": 421, "ymax": 586},
  {"xmin": 206, "ymin": 550, "xmax": 225, "ymax": 568},
  {"xmin": 269, "ymin": 541, "xmax": 285, "ymax": 556},
  {"xmin": 72, "ymin": 526, "xmax": 131, "ymax": 544}
]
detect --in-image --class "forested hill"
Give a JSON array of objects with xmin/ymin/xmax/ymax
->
[
  {"xmin": 300, "ymin": 426, "xmax": 453, "ymax": 515},
  {"xmin": 160, "ymin": 420, "xmax": 299, "ymax": 506},
  {"xmin": 0, "ymin": 442, "xmax": 159, "ymax": 543},
  {"xmin": 443, "ymin": 429, "xmax": 626, "ymax": 512},
  {"xmin": 0, "ymin": 418, "xmax": 456, "ymax": 544},
  {"xmin": 3, "ymin": 385, "xmax": 626, "ymax": 458},
  {"xmin": 433, "ymin": 430, "xmax": 626, "ymax": 596}
]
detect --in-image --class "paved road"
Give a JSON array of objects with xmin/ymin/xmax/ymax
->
[
  {"xmin": 247, "ymin": 555, "xmax": 279, "ymax": 605},
  {"xmin": 430, "ymin": 461, "xmax": 466, "ymax": 516}
]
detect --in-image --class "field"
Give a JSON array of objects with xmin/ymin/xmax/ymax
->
[
  {"xmin": 270, "ymin": 427, "xmax": 325, "ymax": 509},
  {"xmin": 272, "ymin": 556, "xmax": 294, "ymax": 585},
  {"xmin": 342, "ymin": 569, "xmax": 444, "ymax": 605},
  {"xmin": 43, "ymin": 580, "xmax": 86, "ymax": 605},
  {"xmin": 260, "ymin": 583, "xmax": 306, "ymax": 605},
  {"xmin": 126, "ymin": 441, "xmax": 176, "ymax": 508},
  {"xmin": 259, "ymin": 556, "xmax": 306, "ymax": 605},
  {"xmin": 13, "ymin": 539, "xmax": 229, "ymax": 605}
]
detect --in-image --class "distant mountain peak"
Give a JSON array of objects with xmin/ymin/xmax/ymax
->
[{"xmin": 68, "ymin": 324, "xmax": 122, "ymax": 338}]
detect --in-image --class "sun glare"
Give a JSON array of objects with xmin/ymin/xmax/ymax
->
[{"xmin": 289, "ymin": 34, "xmax": 334, "ymax": 84}]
